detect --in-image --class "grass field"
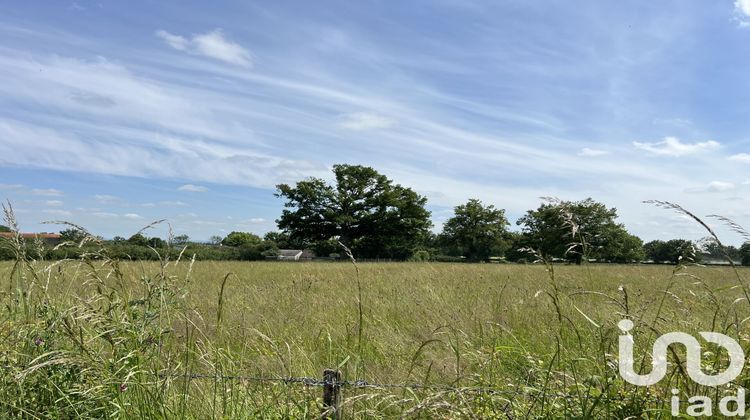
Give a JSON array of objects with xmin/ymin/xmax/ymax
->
[{"xmin": 3, "ymin": 248, "xmax": 750, "ymax": 418}]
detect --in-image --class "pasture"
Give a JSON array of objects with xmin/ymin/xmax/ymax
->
[{"xmin": 1, "ymin": 256, "xmax": 749, "ymax": 418}]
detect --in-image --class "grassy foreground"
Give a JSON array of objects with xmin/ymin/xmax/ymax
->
[{"xmin": 2, "ymin": 252, "xmax": 750, "ymax": 418}]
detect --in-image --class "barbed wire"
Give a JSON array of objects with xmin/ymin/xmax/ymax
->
[
  {"xmin": 0, "ymin": 364, "xmax": 707, "ymax": 404},
  {"xmin": 154, "ymin": 372, "xmax": 694, "ymax": 403}
]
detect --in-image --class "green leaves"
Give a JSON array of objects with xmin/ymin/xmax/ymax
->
[{"xmin": 275, "ymin": 164, "xmax": 432, "ymax": 259}]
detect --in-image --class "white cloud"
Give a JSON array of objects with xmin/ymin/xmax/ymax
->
[
  {"xmin": 686, "ymin": 181, "xmax": 736, "ymax": 193},
  {"xmin": 123, "ymin": 213, "xmax": 143, "ymax": 220},
  {"xmin": 92, "ymin": 212, "xmax": 118, "ymax": 218},
  {"xmin": 178, "ymin": 184, "xmax": 208, "ymax": 192},
  {"xmin": 31, "ymin": 188, "xmax": 64, "ymax": 196},
  {"xmin": 577, "ymin": 147, "xmax": 608, "ymax": 157},
  {"xmin": 249, "ymin": 218, "xmax": 265, "ymax": 223},
  {"xmin": 0, "ymin": 183, "xmax": 23, "ymax": 189},
  {"xmin": 156, "ymin": 29, "xmax": 252, "ymax": 67},
  {"xmin": 45, "ymin": 200, "xmax": 63, "ymax": 206},
  {"xmin": 632, "ymin": 136, "xmax": 720, "ymax": 157},
  {"xmin": 42, "ymin": 209, "xmax": 72, "ymax": 216},
  {"xmin": 736, "ymin": 0, "xmax": 750, "ymax": 26},
  {"xmin": 728, "ymin": 153, "xmax": 750, "ymax": 163},
  {"xmin": 337, "ymin": 112, "xmax": 396, "ymax": 130},
  {"xmin": 155, "ymin": 30, "xmax": 188, "ymax": 51},
  {"xmin": 159, "ymin": 200, "xmax": 188, "ymax": 206}
]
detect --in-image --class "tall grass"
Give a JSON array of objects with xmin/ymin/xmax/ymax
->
[{"xmin": 2, "ymin": 201, "xmax": 750, "ymax": 417}]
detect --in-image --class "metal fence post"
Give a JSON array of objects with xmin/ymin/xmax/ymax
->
[{"xmin": 322, "ymin": 369, "xmax": 342, "ymax": 419}]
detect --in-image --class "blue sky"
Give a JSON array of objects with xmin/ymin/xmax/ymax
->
[{"xmin": 2, "ymin": 1, "xmax": 750, "ymax": 243}]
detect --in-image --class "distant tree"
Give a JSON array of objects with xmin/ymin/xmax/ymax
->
[
  {"xmin": 700, "ymin": 239, "xmax": 740, "ymax": 262},
  {"xmin": 440, "ymin": 199, "xmax": 509, "ymax": 261},
  {"xmin": 222, "ymin": 231, "xmax": 261, "ymax": 247},
  {"xmin": 127, "ymin": 233, "xmax": 149, "ymax": 247},
  {"xmin": 112, "ymin": 236, "xmax": 126, "ymax": 243},
  {"xmin": 740, "ymin": 242, "xmax": 750, "ymax": 266},
  {"xmin": 263, "ymin": 231, "xmax": 302, "ymax": 249},
  {"xmin": 516, "ymin": 198, "xmax": 636, "ymax": 264},
  {"xmin": 147, "ymin": 237, "xmax": 166, "ymax": 248},
  {"xmin": 644, "ymin": 239, "xmax": 699, "ymax": 264},
  {"xmin": 208, "ymin": 235, "xmax": 223, "ymax": 245},
  {"xmin": 604, "ymin": 230, "xmax": 645, "ymax": 263},
  {"xmin": 60, "ymin": 228, "xmax": 86, "ymax": 243},
  {"xmin": 173, "ymin": 234, "xmax": 190, "ymax": 246},
  {"xmin": 276, "ymin": 164, "xmax": 432, "ymax": 259},
  {"xmin": 0, "ymin": 225, "xmax": 10, "ymax": 232}
]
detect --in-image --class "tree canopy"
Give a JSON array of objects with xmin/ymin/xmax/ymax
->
[
  {"xmin": 440, "ymin": 199, "xmax": 509, "ymax": 261},
  {"xmin": 516, "ymin": 198, "xmax": 642, "ymax": 264},
  {"xmin": 643, "ymin": 239, "xmax": 700, "ymax": 264},
  {"xmin": 276, "ymin": 164, "xmax": 432, "ymax": 259},
  {"xmin": 221, "ymin": 231, "xmax": 261, "ymax": 247}
]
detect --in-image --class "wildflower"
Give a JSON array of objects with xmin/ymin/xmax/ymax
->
[
  {"xmin": 34, "ymin": 337, "xmax": 44, "ymax": 346},
  {"xmin": 119, "ymin": 383, "xmax": 128, "ymax": 392}
]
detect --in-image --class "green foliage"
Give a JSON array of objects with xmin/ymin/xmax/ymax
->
[
  {"xmin": 60, "ymin": 228, "xmax": 86, "ymax": 243},
  {"xmin": 516, "ymin": 198, "xmax": 643, "ymax": 264},
  {"xmin": 0, "ymin": 224, "xmax": 10, "ymax": 232},
  {"xmin": 148, "ymin": 237, "xmax": 166, "ymax": 248},
  {"xmin": 275, "ymin": 164, "xmax": 432, "ymax": 259},
  {"xmin": 644, "ymin": 239, "xmax": 700, "ymax": 264},
  {"xmin": 221, "ymin": 231, "xmax": 261, "ymax": 247},
  {"xmin": 127, "ymin": 233, "xmax": 149, "ymax": 247},
  {"xmin": 740, "ymin": 242, "xmax": 750, "ymax": 266},
  {"xmin": 173, "ymin": 234, "xmax": 190, "ymax": 245},
  {"xmin": 440, "ymin": 199, "xmax": 509, "ymax": 261}
]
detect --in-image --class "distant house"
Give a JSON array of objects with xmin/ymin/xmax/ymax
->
[
  {"xmin": 0, "ymin": 232, "xmax": 63, "ymax": 246},
  {"xmin": 275, "ymin": 249, "xmax": 315, "ymax": 261}
]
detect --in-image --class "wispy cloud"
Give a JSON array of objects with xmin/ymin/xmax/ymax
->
[
  {"xmin": 92, "ymin": 212, "xmax": 118, "ymax": 218},
  {"xmin": 31, "ymin": 188, "xmax": 64, "ymax": 196},
  {"xmin": 156, "ymin": 29, "xmax": 253, "ymax": 67},
  {"xmin": 178, "ymin": 184, "xmax": 208, "ymax": 192},
  {"xmin": 42, "ymin": 209, "xmax": 72, "ymax": 216},
  {"xmin": 577, "ymin": 148, "xmax": 608, "ymax": 157},
  {"xmin": 0, "ymin": 183, "xmax": 23, "ymax": 189},
  {"xmin": 632, "ymin": 137, "xmax": 720, "ymax": 157},
  {"xmin": 337, "ymin": 112, "xmax": 395, "ymax": 130},
  {"xmin": 728, "ymin": 153, "xmax": 750, "ymax": 163},
  {"xmin": 45, "ymin": 200, "xmax": 63, "ymax": 206},
  {"xmin": 94, "ymin": 194, "xmax": 120, "ymax": 204},
  {"xmin": 686, "ymin": 181, "xmax": 736, "ymax": 193},
  {"xmin": 159, "ymin": 200, "xmax": 188, "ymax": 206},
  {"xmin": 123, "ymin": 213, "xmax": 143, "ymax": 220}
]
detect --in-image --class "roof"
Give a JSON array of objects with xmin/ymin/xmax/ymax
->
[
  {"xmin": 0, "ymin": 232, "xmax": 62, "ymax": 239},
  {"xmin": 278, "ymin": 249, "xmax": 303, "ymax": 257}
]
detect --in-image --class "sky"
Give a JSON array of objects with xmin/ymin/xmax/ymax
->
[{"xmin": 1, "ymin": 1, "xmax": 750, "ymax": 244}]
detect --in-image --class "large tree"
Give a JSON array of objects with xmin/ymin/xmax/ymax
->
[
  {"xmin": 275, "ymin": 164, "xmax": 432, "ymax": 259},
  {"xmin": 440, "ymin": 199, "xmax": 509, "ymax": 261},
  {"xmin": 516, "ymin": 198, "xmax": 642, "ymax": 264}
]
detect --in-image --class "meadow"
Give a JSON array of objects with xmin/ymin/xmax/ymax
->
[{"xmin": 2, "ymin": 244, "xmax": 750, "ymax": 418}]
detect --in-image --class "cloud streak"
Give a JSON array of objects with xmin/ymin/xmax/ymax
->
[
  {"xmin": 156, "ymin": 29, "xmax": 253, "ymax": 67},
  {"xmin": 632, "ymin": 137, "xmax": 720, "ymax": 157}
]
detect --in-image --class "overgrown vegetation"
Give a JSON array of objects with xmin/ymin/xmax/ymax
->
[{"xmin": 3, "ymin": 200, "xmax": 750, "ymax": 417}]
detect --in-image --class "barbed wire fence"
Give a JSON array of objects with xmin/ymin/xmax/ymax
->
[{"xmin": 149, "ymin": 369, "xmax": 686, "ymax": 418}]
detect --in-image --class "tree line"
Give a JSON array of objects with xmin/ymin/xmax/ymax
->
[
  {"xmin": 2, "ymin": 164, "xmax": 750, "ymax": 264},
  {"xmin": 273, "ymin": 164, "xmax": 750, "ymax": 265}
]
